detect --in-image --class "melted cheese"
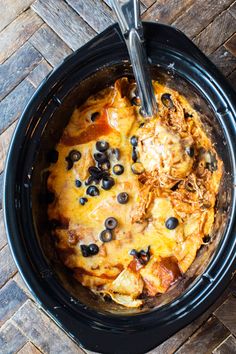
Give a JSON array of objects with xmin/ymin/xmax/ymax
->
[{"xmin": 47, "ymin": 77, "xmax": 222, "ymax": 308}]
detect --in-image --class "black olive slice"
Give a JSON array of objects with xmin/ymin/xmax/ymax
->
[
  {"xmin": 112, "ymin": 148, "xmax": 120, "ymax": 161},
  {"xmin": 96, "ymin": 140, "xmax": 109, "ymax": 152},
  {"xmin": 105, "ymin": 217, "xmax": 118, "ymax": 230},
  {"xmin": 99, "ymin": 229, "xmax": 113, "ymax": 243},
  {"xmin": 79, "ymin": 197, "xmax": 88, "ymax": 205},
  {"xmin": 113, "ymin": 164, "xmax": 124, "ymax": 175},
  {"xmin": 80, "ymin": 245, "xmax": 90, "ymax": 257},
  {"xmin": 130, "ymin": 246, "xmax": 151, "ymax": 265},
  {"xmin": 98, "ymin": 161, "xmax": 111, "ymax": 171},
  {"xmin": 75, "ymin": 179, "xmax": 82, "ymax": 187},
  {"xmin": 117, "ymin": 192, "xmax": 129, "ymax": 204},
  {"xmin": 94, "ymin": 152, "xmax": 107, "ymax": 163},
  {"xmin": 131, "ymin": 162, "xmax": 144, "ymax": 175},
  {"xmin": 165, "ymin": 217, "xmax": 179, "ymax": 230},
  {"xmin": 130, "ymin": 136, "xmax": 138, "ymax": 147},
  {"xmin": 86, "ymin": 185, "xmax": 100, "ymax": 197},
  {"xmin": 65, "ymin": 156, "xmax": 73, "ymax": 170},
  {"xmin": 102, "ymin": 176, "xmax": 115, "ymax": 190},
  {"xmin": 161, "ymin": 93, "xmax": 175, "ymax": 109},
  {"xmin": 88, "ymin": 243, "xmax": 99, "ymax": 255},
  {"xmin": 132, "ymin": 147, "xmax": 138, "ymax": 162},
  {"xmin": 69, "ymin": 150, "xmax": 81, "ymax": 162}
]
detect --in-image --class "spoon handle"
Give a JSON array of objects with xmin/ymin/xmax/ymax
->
[{"xmin": 111, "ymin": 0, "xmax": 158, "ymax": 117}]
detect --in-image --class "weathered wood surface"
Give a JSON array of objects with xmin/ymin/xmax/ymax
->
[{"xmin": 0, "ymin": 1, "xmax": 236, "ymax": 353}]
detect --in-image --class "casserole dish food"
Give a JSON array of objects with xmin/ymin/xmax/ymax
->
[
  {"xmin": 4, "ymin": 23, "xmax": 236, "ymax": 353},
  {"xmin": 47, "ymin": 77, "xmax": 222, "ymax": 309}
]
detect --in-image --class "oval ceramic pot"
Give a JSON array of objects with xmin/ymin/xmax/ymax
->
[{"xmin": 4, "ymin": 23, "xmax": 236, "ymax": 354}]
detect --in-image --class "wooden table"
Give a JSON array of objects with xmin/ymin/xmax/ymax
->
[{"xmin": 0, "ymin": 1, "xmax": 236, "ymax": 353}]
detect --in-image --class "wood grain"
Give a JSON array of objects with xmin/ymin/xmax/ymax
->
[
  {"xmin": 13, "ymin": 272, "xmax": 34, "ymax": 300},
  {"xmin": 0, "ymin": 42, "xmax": 41, "ymax": 101},
  {"xmin": 148, "ymin": 285, "xmax": 232, "ymax": 354},
  {"xmin": 194, "ymin": 10, "xmax": 236, "ymax": 55},
  {"xmin": 0, "ymin": 9, "xmax": 43, "ymax": 64},
  {"xmin": 0, "ymin": 173, "xmax": 3, "ymax": 209},
  {"xmin": 224, "ymin": 33, "xmax": 236, "ymax": 57},
  {"xmin": 0, "ymin": 245, "xmax": 17, "ymax": 288},
  {"xmin": 0, "ymin": 0, "xmax": 34, "ymax": 32},
  {"xmin": 32, "ymin": 0, "xmax": 96, "ymax": 50},
  {"xmin": 30, "ymin": 24, "xmax": 72, "ymax": 67},
  {"xmin": 228, "ymin": 69, "xmax": 236, "ymax": 89},
  {"xmin": 12, "ymin": 300, "xmax": 84, "ymax": 354},
  {"xmin": 141, "ymin": 0, "xmax": 156, "ymax": 7},
  {"xmin": 229, "ymin": 1, "xmax": 236, "ymax": 19},
  {"xmin": 66, "ymin": 0, "xmax": 113, "ymax": 33},
  {"xmin": 143, "ymin": 0, "xmax": 194, "ymax": 24},
  {"xmin": 173, "ymin": 0, "xmax": 234, "ymax": 38},
  {"xmin": 0, "ymin": 122, "xmax": 17, "ymax": 174},
  {"xmin": 0, "ymin": 209, "xmax": 7, "ymax": 251},
  {"xmin": 27, "ymin": 59, "xmax": 52, "ymax": 87},
  {"xmin": 175, "ymin": 316, "xmax": 230, "ymax": 354},
  {"xmin": 213, "ymin": 334, "xmax": 236, "ymax": 353},
  {"xmin": 0, "ymin": 280, "xmax": 27, "ymax": 326},
  {"xmin": 0, "ymin": 78, "xmax": 35, "ymax": 135},
  {"xmin": 209, "ymin": 46, "xmax": 236, "ymax": 76},
  {"xmin": 18, "ymin": 342, "xmax": 43, "ymax": 354},
  {"xmin": 214, "ymin": 295, "xmax": 236, "ymax": 336},
  {"xmin": 0, "ymin": 320, "xmax": 27, "ymax": 354}
]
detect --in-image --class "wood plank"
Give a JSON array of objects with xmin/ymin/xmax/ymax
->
[
  {"xmin": 32, "ymin": 0, "xmax": 96, "ymax": 51},
  {"xmin": 214, "ymin": 294, "xmax": 236, "ymax": 336},
  {"xmin": 0, "ymin": 320, "xmax": 27, "ymax": 354},
  {"xmin": 66, "ymin": 0, "xmax": 113, "ymax": 33},
  {"xmin": 0, "ymin": 9, "xmax": 43, "ymax": 64},
  {"xmin": 0, "ymin": 280, "xmax": 27, "ymax": 326},
  {"xmin": 175, "ymin": 316, "xmax": 230, "ymax": 354},
  {"xmin": 148, "ymin": 286, "xmax": 232, "ymax": 354},
  {"xmin": 141, "ymin": 0, "xmax": 156, "ymax": 7},
  {"xmin": 173, "ymin": 0, "xmax": 234, "ymax": 38},
  {"xmin": 143, "ymin": 0, "xmax": 194, "ymax": 24},
  {"xmin": 0, "ymin": 0, "xmax": 34, "ymax": 32},
  {"xmin": 194, "ymin": 10, "xmax": 236, "ymax": 55},
  {"xmin": 18, "ymin": 342, "xmax": 43, "ymax": 354},
  {"xmin": 209, "ymin": 46, "xmax": 236, "ymax": 76},
  {"xmin": 30, "ymin": 24, "xmax": 72, "ymax": 67},
  {"xmin": 0, "ymin": 78, "xmax": 35, "ymax": 135},
  {"xmin": 0, "ymin": 245, "xmax": 17, "ymax": 288},
  {"xmin": 0, "ymin": 42, "xmax": 42, "ymax": 101},
  {"xmin": 0, "ymin": 209, "xmax": 7, "ymax": 250},
  {"xmin": 26, "ymin": 59, "xmax": 52, "ymax": 88},
  {"xmin": 103, "ymin": 0, "xmax": 146, "ymax": 15},
  {"xmin": 224, "ymin": 33, "xmax": 236, "ymax": 57},
  {"xmin": 0, "ymin": 122, "xmax": 17, "ymax": 174},
  {"xmin": 228, "ymin": 69, "xmax": 236, "ymax": 89},
  {"xmin": 229, "ymin": 1, "xmax": 236, "ymax": 19},
  {"xmin": 13, "ymin": 272, "xmax": 34, "ymax": 300},
  {"xmin": 0, "ymin": 172, "xmax": 4, "ymax": 209},
  {"xmin": 213, "ymin": 335, "xmax": 236, "ymax": 354},
  {"xmin": 12, "ymin": 300, "xmax": 84, "ymax": 354}
]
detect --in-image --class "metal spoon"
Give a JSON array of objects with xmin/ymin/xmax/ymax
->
[{"xmin": 111, "ymin": 0, "xmax": 158, "ymax": 117}]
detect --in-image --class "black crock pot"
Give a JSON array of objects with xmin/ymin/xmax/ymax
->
[{"xmin": 4, "ymin": 22, "xmax": 236, "ymax": 354}]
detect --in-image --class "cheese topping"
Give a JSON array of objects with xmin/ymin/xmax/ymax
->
[{"xmin": 47, "ymin": 78, "xmax": 222, "ymax": 308}]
